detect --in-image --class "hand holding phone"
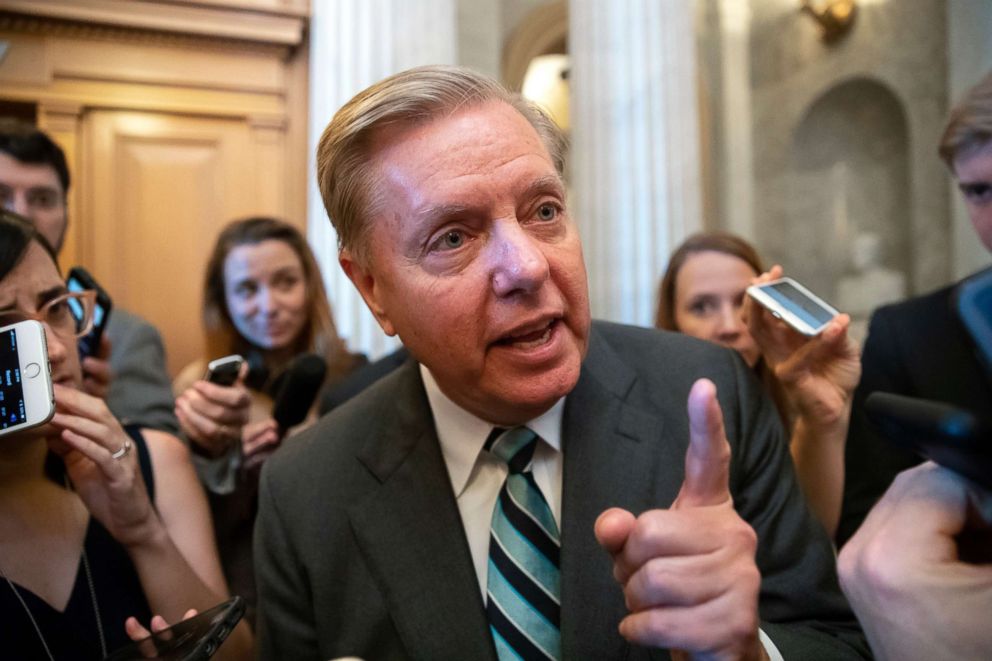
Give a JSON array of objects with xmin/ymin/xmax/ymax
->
[
  {"xmin": 107, "ymin": 596, "xmax": 246, "ymax": 661},
  {"xmin": 175, "ymin": 355, "xmax": 250, "ymax": 456},
  {"xmin": 0, "ymin": 320, "xmax": 55, "ymax": 437}
]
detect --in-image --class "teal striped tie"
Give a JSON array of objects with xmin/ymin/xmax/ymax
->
[{"xmin": 485, "ymin": 427, "xmax": 561, "ymax": 661}]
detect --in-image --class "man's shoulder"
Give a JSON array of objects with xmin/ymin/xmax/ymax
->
[
  {"xmin": 871, "ymin": 283, "xmax": 955, "ymax": 325},
  {"xmin": 264, "ymin": 360, "xmax": 420, "ymax": 487},
  {"xmin": 590, "ymin": 319, "xmax": 736, "ymax": 365},
  {"xmin": 106, "ymin": 307, "xmax": 162, "ymax": 342}
]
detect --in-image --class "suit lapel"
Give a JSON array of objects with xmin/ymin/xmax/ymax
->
[
  {"xmin": 348, "ymin": 363, "xmax": 497, "ymax": 661},
  {"xmin": 559, "ymin": 326, "xmax": 683, "ymax": 660}
]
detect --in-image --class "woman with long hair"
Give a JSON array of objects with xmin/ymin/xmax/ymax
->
[
  {"xmin": 173, "ymin": 216, "xmax": 363, "ymax": 624},
  {"xmin": 0, "ymin": 210, "xmax": 251, "ymax": 659},
  {"xmin": 657, "ymin": 231, "xmax": 861, "ymax": 537}
]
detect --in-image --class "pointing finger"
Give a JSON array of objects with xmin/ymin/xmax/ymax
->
[{"xmin": 676, "ymin": 379, "xmax": 732, "ymax": 509}]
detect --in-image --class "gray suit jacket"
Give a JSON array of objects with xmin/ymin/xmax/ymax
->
[
  {"xmin": 255, "ymin": 322, "xmax": 868, "ymax": 660},
  {"xmin": 105, "ymin": 308, "xmax": 179, "ymax": 434}
]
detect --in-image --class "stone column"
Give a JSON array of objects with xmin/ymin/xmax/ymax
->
[
  {"xmin": 569, "ymin": 0, "xmax": 703, "ymax": 326},
  {"xmin": 307, "ymin": 0, "xmax": 457, "ymax": 358},
  {"xmin": 718, "ymin": 0, "xmax": 755, "ymax": 242}
]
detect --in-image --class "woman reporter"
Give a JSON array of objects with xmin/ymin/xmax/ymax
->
[
  {"xmin": 173, "ymin": 216, "xmax": 362, "ymax": 624},
  {"xmin": 657, "ymin": 231, "xmax": 861, "ymax": 537},
  {"xmin": 0, "ymin": 211, "xmax": 251, "ymax": 659}
]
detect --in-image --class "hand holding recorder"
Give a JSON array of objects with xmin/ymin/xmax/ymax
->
[{"xmin": 174, "ymin": 355, "xmax": 251, "ymax": 458}]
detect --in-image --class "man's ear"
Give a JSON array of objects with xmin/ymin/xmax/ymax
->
[{"xmin": 340, "ymin": 249, "xmax": 397, "ymax": 336}]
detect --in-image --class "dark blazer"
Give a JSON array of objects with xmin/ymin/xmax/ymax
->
[
  {"xmin": 105, "ymin": 308, "xmax": 179, "ymax": 434},
  {"xmin": 255, "ymin": 321, "xmax": 868, "ymax": 660},
  {"xmin": 837, "ymin": 284, "xmax": 992, "ymax": 546}
]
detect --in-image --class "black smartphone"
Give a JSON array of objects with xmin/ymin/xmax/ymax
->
[
  {"xmin": 66, "ymin": 266, "xmax": 113, "ymax": 360},
  {"xmin": 865, "ymin": 391, "xmax": 992, "ymax": 491},
  {"xmin": 103, "ymin": 595, "xmax": 245, "ymax": 661},
  {"xmin": 204, "ymin": 355, "xmax": 244, "ymax": 387}
]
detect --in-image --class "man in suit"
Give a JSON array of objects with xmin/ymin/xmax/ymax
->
[
  {"xmin": 0, "ymin": 118, "xmax": 179, "ymax": 433},
  {"xmin": 255, "ymin": 66, "xmax": 867, "ymax": 660},
  {"xmin": 837, "ymin": 71, "xmax": 992, "ymax": 546}
]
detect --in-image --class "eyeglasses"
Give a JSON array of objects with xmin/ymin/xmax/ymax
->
[{"xmin": 0, "ymin": 290, "xmax": 97, "ymax": 339}]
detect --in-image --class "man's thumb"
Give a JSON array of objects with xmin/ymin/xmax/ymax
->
[{"xmin": 676, "ymin": 378, "xmax": 732, "ymax": 509}]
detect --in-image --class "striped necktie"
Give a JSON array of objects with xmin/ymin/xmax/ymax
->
[{"xmin": 485, "ymin": 427, "xmax": 562, "ymax": 661}]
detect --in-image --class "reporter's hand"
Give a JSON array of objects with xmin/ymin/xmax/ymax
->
[
  {"xmin": 48, "ymin": 384, "xmax": 161, "ymax": 548},
  {"xmin": 595, "ymin": 379, "xmax": 766, "ymax": 660},
  {"xmin": 743, "ymin": 266, "xmax": 861, "ymax": 430},
  {"xmin": 242, "ymin": 418, "xmax": 282, "ymax": 472},
  {"xmin": 125, "ymin": 609, "xmax": 198, "ymax": 640},
  {"xmin": 81, "ymin": 334, "xmax": 113, "ymax": 400},
  {"xmin": 175, "ymin": 373, "xmax": 250, "ymax": 457},
  {"xmin": 838, "ymin": 462, "xmax": 992, "ymax": 661}
]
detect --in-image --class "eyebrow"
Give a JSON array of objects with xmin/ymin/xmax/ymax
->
[
  {"xmin": 38, "ymin": 285, "xmax": 68, "ymax": 307},
  {"xmin": 414, "ymin": 175, "xmax": 566, "ymax": 222}
]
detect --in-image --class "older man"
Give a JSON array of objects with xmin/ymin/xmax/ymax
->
[{"xmin": 254, "ymin": 66, "xmax": 867, "ymax": 660}]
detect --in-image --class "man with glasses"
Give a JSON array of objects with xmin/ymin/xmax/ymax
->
[{"xmin": 0, "ymin": 119, "xmax": 178, "ymax": 434}]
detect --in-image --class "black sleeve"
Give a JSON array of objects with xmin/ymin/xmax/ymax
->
[
  {"xmin": 727, "ymin": 354, "xmax": 871, "ymax": 659},
  {"xmin": 836, "ymin": 307, "xmax": 921, "ymax": 547}
]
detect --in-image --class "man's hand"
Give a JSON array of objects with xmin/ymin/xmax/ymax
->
[
  {"xmin": 81, "ymin": 334, "xmax": 113, "ymax": 400},
  {"xmin": 838, "ymin": 462, "xmax": 992, "ymax": 661},
  {"xmin": 595, "ymin": 379, "xmax": 766, "ymax": 661}
]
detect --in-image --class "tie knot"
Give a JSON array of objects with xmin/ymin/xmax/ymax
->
[{"xmin": 485, "ymin": 427, "xmax": 538, "ymax": 474}]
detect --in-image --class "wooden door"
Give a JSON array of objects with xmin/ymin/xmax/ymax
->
[{"xmin": 79, "ymin": 110, "xmax": 275, "ymax": 377}]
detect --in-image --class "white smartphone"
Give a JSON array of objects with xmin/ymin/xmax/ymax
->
[
  {"xmin": 0, "ymin": 320, "xmax": 55, "ymax": 437},
  {"xmin": 746, "ymin": 277, "xmax": 839, "ymax": 336}
]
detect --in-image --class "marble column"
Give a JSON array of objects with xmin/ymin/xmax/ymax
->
[
  {"xmin": 718, "ymin": 0, "xmax": 755, "ymax": 242},
  {"xmin": 569, "ymin": 0, "xmax": 703, "ymax": 326},
  {"xmin": 307, "ymin": 0, "xmax": 457, "ymax": 358}
]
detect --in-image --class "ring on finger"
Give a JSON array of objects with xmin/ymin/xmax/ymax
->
[{"xmin": 112, "ymin": 438, "xmax": 133, "ymax": 460}]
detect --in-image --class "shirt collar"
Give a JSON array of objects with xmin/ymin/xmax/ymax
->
[{"xmin": 420, "ymin": 364, "xmax": 564, "ymax": 497}]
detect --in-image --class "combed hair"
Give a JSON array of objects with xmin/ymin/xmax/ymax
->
[
  {"xmin": 0, "ymin": 118, "xmax": 70, "ymax": 193},
  {"xmin": 315, "ymin": 65, "xmax": 568, "ymax": 266},
  {"xmin": 939, "ymin": 70, "xmax": 992, "ymax": 169}
]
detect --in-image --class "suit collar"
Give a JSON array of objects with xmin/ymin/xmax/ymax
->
[
  {"xmin": 349, "ymin": 361, "xmax": 498, "ymax": 660},
  {"xmin": 559, "ymin": 323, "xmax": 676, "ymax": 659}
]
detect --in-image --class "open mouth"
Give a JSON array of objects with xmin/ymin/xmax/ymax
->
[{"xmin": 495, "ymin": 318, "xmax": 558, "ymax": 349}]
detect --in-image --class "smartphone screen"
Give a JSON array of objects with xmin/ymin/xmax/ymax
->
[
  {"xmin": 0, "ymin": 321, "xmax": 54, "ymax": 436},
  {"xmin": 1, "ymin": 327, "xmax": 27, "ymax": 430},
  {"xmin": 761, "ymin": 280, "xmax": 835, "ymax": 329},
  {"xmin": 67, "ymin": 267, "xmax": 112, "ymax": 360}
]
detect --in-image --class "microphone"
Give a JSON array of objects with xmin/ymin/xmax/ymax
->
[{"xmin": 271, "ymin": 353, "xmax": 327, "ymax": 433}]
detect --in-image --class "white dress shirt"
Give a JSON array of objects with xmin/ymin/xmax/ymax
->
[{"xmin": 420, "ymin": 365, "xmax": 784, "ymax": 660}]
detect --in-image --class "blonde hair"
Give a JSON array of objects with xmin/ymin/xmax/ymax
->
[
  {"xmin": 316, "ymin": 65, "xmax": 568, "ymax": 266},
  {"xmin": 939, "ymin": 70, "xmax": 992, "ymax": 169}
]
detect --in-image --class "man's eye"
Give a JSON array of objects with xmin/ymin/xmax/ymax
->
[
  {"xmin": 438, "ymin": 230, "xmax": 464, "ymax": 250},
  {"xmin": 536, "ymin": 203, "xmax": 558, "ymax": 221},
  {"xmin": 960, "ymin": 182, "xmax": 992, "ymax": 204},
  {"xmin": 27, "ymin": 190, "xmax": 60, "ymax": 209}
]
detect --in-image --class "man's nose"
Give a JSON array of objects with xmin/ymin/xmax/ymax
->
[
  {"xmin": 3, "ymin": 191, "xmax": 30, "ymax": 218},
  {"xmin": 489, "ymin": 220, "xmax": 550, "ymax": 297}
]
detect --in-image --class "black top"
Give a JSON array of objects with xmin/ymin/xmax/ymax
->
[
  {"xmin": 838, "ymin": 283, "xmax": 992, "ymax": 546},
  {"xmin": 3, "ymin": 426, "xmax": 155, "ymax": 660}
]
